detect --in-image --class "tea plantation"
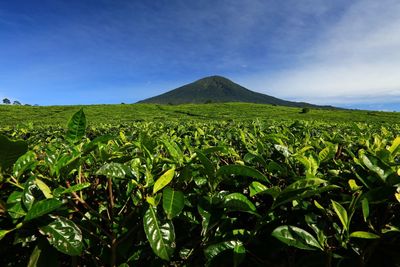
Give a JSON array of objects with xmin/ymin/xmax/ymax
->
[{"xmin": 1, "ymin": 104, "xmax": 400, "ymax": 266}]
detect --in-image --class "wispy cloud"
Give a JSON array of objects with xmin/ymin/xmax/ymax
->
[{"xmin": 241, "ymin": 0, "xmax": 400, "ymax": 108}]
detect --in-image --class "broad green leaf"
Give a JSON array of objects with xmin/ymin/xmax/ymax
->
[
  {"xmin": 350, "ymin": 231, "xmax": 380, "ymax": 239},
  {"xmin": 331, "ymin": 200, "xmax": 349, "ymax": 231},
  {"xmin": 249, "ymin": 181, "xmax": 267, "ymax": 196},
  {"xmin": 217, "ymin": 165, "xmax": 270, "ymax": 184},
  {"xmin": 13, "ymin": 151, "xmax": 36, "ymax": 179},
  {"xmin": 39, "ymin": 216, "xmax": 83, "ymax": 256},
  {"xmin": 143, "ymin": 206, "xmax": 175, "ymax": 260},
  {"xmin": 96, "ymin": 162, "xmax": 128, "ymax": 179},
  {"xmin": 163, "ymin": 140, "xmax": 183, "ymax": 164},
  {"xmin": 362, "ymin": 198, "xmax": 369, "ymax": 222},
  {"xmin": 153, "ymin": 168, "xmax": 175, "ymax": 194},
  {"xmin": 361, "ymin": 154, "xmax": 386, "ymax": 181},
  {"xmin": 66, "ymin": 108, "xmax": 86, "ymax": 142},
  {"xmin": 296, "ymin": 154, "xmax": 319, "ymax": 177},
  {"xmin": 35, "ymin": 178, "xmax": 53, "ymax": 198},
  {"xmin": 162, "ymin": 187, "xmax": 184, "ymax": 220},
  {"xmin": 83, "ymin": 135, "xmax": 114, "ymax": 154},
  {"xmin": 389, "ymin": 137, "xmax": 400, "ymax": 156},
  {"xmin": 248, "ymin": 181, "xmax": 280, "ymax": 198},
  {"xmin": 285, "ymin": 178, "xmax": 327, "ymax": 191},
  {"xmin": 58, "ymin": 182, "xmax": 91, "ymax": 195},
  {"xmin": 22, "ymin": 178, "xmax": 38, "ymax": 210},
  {"xmin": 224, "ymin": 193, "xmax": 256, "ymax": 214},
  {"xmin": 204, "ymin": 240, "xmax": 242, "ymax": 261},
  {"xmin": 318, "ymin": 146, "xmax": 334, "ymax": 162},
  {"xmin": 272, "ymin": 225, "xmax": 323, "ymax": 251},
  {"xmin": 0, "ymin": 135, "xmax": 28, "ymax": 172},
  {"xmin": 6, "ymin": 191, "xmax": 26, "ymax": 219},
  {"xmin": 196, "ymin": 150, "xmax": 215, "ymax": 179},
  {"xmin": 25, "ymin": 199, "xmax": 63, "ymax": 221}
]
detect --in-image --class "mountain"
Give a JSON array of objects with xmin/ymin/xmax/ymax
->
[{"xmin": 138, "ymin": 76, "xmax": 333, "ymax": 108}]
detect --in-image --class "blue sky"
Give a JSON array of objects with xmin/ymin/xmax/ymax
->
[{"xmin": 0, "ymin": 0, "xmax": 399, "ymax": 110}]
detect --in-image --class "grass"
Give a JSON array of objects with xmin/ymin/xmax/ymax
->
[{"xmin": 0, "ymin": 103, "xmax": 399, "ymax": 127}]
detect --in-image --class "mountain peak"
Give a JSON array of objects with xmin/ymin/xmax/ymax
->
[{"xmin": 138, "ymin": 75, "xmax": 332, "ymax": 108}]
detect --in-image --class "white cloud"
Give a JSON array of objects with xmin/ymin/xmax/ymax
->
[{"xmin": 241, "ymin": 0, "xmax": 400, "ymax": 106}]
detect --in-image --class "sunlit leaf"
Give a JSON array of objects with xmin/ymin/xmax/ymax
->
[
  {"xmin": 143, "ymin": 206, "xmax": 175, "ymax": 260},
  {"xmin": 153, "ymin": 168, "xmax": 175, "ymax": 194},
  {"xmin": 272, "ymin": 225, "xmax": 323, "ymax": 251},
  {"xmin": 39, "ymin": 216, "xmax": 82, "ymax": 256},
  {"xmin": 162, "ymin": 187, "xmax": 184, "ymax": 220},
  {"xmin": 66, "ymin": 108, "xmax": 86, "ymax": 142}
]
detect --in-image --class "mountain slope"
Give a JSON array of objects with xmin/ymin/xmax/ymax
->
[{"xmin": 138, "ymin": 76, "xmax": 332, "ymax": 108}]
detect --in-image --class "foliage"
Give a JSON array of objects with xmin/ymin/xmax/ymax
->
[
  {"xmin": 300, "ymin": 107, "xmax": 310, "ymax": 113},
  {"xmin": 1, "ymin": 109, "xmax": 400, "ymax": 266}
]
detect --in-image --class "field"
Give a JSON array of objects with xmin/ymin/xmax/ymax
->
[
  {"xmin": 1, "ymin": 103, "xmax": 400, "ymax": 266},
  {"xmin": 1, "ymin": 103, "xmax": 400, "ymax": 126}
]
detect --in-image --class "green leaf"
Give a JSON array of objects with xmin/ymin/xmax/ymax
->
[
  {"xmin": 39, "ymin": 217, "xmax": 82, "ymax": 256},
  {"xmin": 389, "ymin": 137, "xmax": 400, "ymax": 156},
  {"xmin": 66, "ymin": 108, "xmax": 86, "ymax": 142},
  {"xmin": 233, "ymin": 243, "xmax": 246, "ymax": 267},
  {"xmin": 22, "ymin": 178, "xmax": 38, "ymax": 210},
  {"xmin": 56, "ymin": 182, "xmax": 91, "ymax": 196},
  {"xmin": 204, "ymin": 240, "xmax": 242, "ymax": 261},
  {"xmin": 198, "ymin": 205, "xmax": 211, "ymax": 236},
  {"xmin": 272, "ymin": 225, "xmax": 323, "ymax": 251},
  {"xmin": 331, "ymin": 200, "xmax": 349, "ymax": 231},
  {"xmin": 318, "ymin": 146, "xmax": 335, "ymax": 163},
  {"xmin": 35, "ymin": 178, "xmax": 53, "ymax": 198},
  {"xmin": 6, "ymin": 191, "xmax": 26, "ymax": 219},
  {"xmin": 27, "ymin": 243, "xmax": 42, "ymax": 267},
  {"xmin": 362, "ymin": 198, "xmax": 369, "ymax": 222},
  {"xmin": 143, "ymin": 206, "xmax": 175, "ymax": 261},
  {"xmin": 350, "ymin": 231, "xmax": 380, "ymax": 239},
  {"xmin": 196, "ymin": 150, "xmax": 216, "ymax": 179},
  {"xmin": 25, "ymin": 199, "xmax": 63, "ymax": 221},
  {"xmin": 162, "ymin": 187, "xmax": 184, "ymax": 220},
  {"xmin": 361, "ymin": 154, "xmax": 386, "ymax": 181},
  {"xmin": 0, "ymin": 135, "xmax": 28, "ymax": 172},
  {"xmin": 217, "ymin": 165, "xmax": 270, "ymax": 184},
  {"xmin": 249, "ymin": 181, "xmax": 267, "ymax": 196},
  {"xmin": 83, "ymin": 135, "xmax": 114, "ymax": 154},
  {"xmin": 13, "ymin": 151, "xmax": 36, "ymax": 179},
  {"xmin": 96, "ymin": 162, "xmax": 128, "ymax": 179},
  {"xmin": 153, "ymin": 168, "xmax": 175, "ymax": 194},
  {"xmin": 224, "ymin": 193, "xmax": 256, "ymax": 214},
  {"xmin": 163, "ymin": 140, "xmax": 183, "ymax": 164},
  {"xmin": 285, "ymin": 178, "xmax": 327, "ymax": 191},
  {"xmin": 0, "ymin": 229, "xmax": 12, "ymax": 240}
]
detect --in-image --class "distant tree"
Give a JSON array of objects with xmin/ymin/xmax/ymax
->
[
  {"xmin": 13, "ymin": 101, "xmax": 21, "ymax": 105},
  {"xmin": 2, "ymin": 98, "xmax": 10, "ymax": 104},
  {"xmin": 204, "ymin": 100, "xmax": 213, "ymax": 104},
  {"xmin": 300, "ymin": 107, "xmax": 310, "ymax": 114}
]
